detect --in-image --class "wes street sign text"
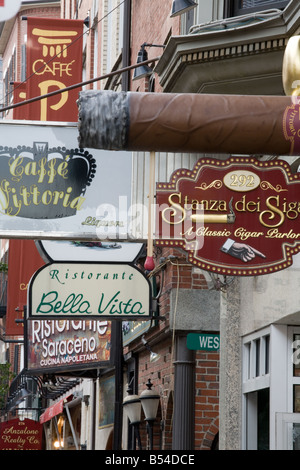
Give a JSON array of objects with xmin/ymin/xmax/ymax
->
[{"xmin": 187, "ymin": 333, "xmax": 220, "ymax": 351}]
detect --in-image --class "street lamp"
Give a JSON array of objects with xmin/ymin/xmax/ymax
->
[
  {"xmin": 123, "ymin": 379, "xmax": 160, "ymax": 450},
  {"xmin": 141, "ymin": 336, "xmax": 161, "ymax": 363},
  {"xmin": 170, "ymin": 0, "xmax": 197, "ymax": 17},
  {"xmin": 140, "ymin": 379, "xmax": 160, "ymax": 450},
  {"xmin": 123, "ymin": 387, "xmax": 142, "ymax": 450},
  {"xmin": 132, "ymin": 43, "xmax": 165, "ymax": 81}
]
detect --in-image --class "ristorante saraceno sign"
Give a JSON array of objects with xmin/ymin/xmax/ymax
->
[
  {"xmin": 156, "ymin": 157, "xmax": 300, "ymax": 276},
  {"xmin": 28, "ymin": 262, "xmax": 152, "ymax": 320}
]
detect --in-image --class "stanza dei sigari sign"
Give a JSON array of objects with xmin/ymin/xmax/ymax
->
[
  {"xmin": 156, "ymin": 157, "xmax": 300, "ymax": 276},
  {"xmin": 28, "ymin": 262, "xmax": 151, "ymax": 319}
]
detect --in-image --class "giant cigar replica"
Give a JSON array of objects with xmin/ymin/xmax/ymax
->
[
  {"xmin": 77, "ymin": 37, "xmax": 300, "ymax": 156},
  {"xmin": 76, "ymin": 37, "xmax": 300, "ymax": 276},
  {"xmin": 77, "ymin": 90, "xmax": 300, "ymax": 156}
]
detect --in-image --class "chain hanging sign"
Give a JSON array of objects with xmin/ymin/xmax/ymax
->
[
  {"xmin": 28, "ymin": 262, "xmax": 152, "ymax": 320},
  {"xmin": 156, "ymin": 157, "xmax": 300, "ymax": 276}
]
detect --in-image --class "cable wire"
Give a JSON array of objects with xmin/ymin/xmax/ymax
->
[{"xmin": 0, "ymin": 56, "xmax": 160, "ymax": 114}]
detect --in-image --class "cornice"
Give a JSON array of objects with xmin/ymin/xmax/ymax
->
[{"xmin": 155, "ymin": 1, "xmax": 300, "ymax": 93}]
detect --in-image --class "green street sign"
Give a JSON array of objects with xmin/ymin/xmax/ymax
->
[{"xmin": 187, "ymin": 333, "xmax": 220, "ymax": 351}]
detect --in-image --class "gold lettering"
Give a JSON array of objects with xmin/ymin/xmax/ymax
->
[
  {"xmin": 234, "ymin": 227, "xmax": 264, "ymax": 241},
  {"xmin": 9, "ymin": 156, "xmax": 24, "ymax": 182},
  {"xmin": 259, "ymin": 196, "xmax": 285, "ymax": 228},
  {"xmin": 32, "ymin": 59, "xmax": 75, "ymax": 77},
  {"xmin": 38, "ymin": 80, "xmax": 68, "ymax": 121},
  {"xmin": 266, "ymin": 228, "xmax": 300, "ymax": 239},
  {"xmin": 57, "ymin": 161, "xmax": 68, "ymax": 179},
  {"xmin": 161, "ymin": 193, "xmax": 186, "ymax": 225},
  {"xmin": 235, "ymin": 195, "xmax": 260, "ymax": 213}
]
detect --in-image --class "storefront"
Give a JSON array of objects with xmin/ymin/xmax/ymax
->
[{"xmin": 41, "ymin": 394, "xmax": 83, "ymax": 450}]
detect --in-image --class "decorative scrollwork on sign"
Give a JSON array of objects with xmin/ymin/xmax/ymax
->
[
  {"xmin": 260, "ymin": 181, "xmax": 288, "ymax": 192},
  {"xmin": 195, "ymin": 180, "xmax": 223, "ymax": 190}
]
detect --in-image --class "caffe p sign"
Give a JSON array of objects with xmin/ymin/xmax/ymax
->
[
  {"xmin": 156, "ymin": 157, "xmax": 300, "ymax": 276},
  {"xmin": 28, "ymin": 262, "xmax": 151, "ymax": 319}
]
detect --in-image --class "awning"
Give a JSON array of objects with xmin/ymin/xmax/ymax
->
[
  {"xmin": 40, "ymin": 395, "xmax": 72, "ymax": 424},
  {"xmin": 40, "ymin": 394, "xmax": 82, "ymax": 450}
]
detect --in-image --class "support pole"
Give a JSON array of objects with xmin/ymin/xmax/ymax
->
[
  {"xmin": 113, "ymin": 322, "xmax": 123, "ymax": 450},
  {"xmin": 219, "ymin": 277, "xmax": 242, "ymax": 449},
  {"xmin": 172, "ymin": 334, "xmax": 195, "ymax": 450},
  {"xmin": 144, "ymin": 151, "xmax": 155, "ymax": 271}
]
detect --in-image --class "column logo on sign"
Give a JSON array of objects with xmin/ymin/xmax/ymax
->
[{"xmin": 27, "ymin": 17, "xmax": 83, "ymax": 122}]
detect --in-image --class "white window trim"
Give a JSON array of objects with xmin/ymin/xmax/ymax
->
[
  {"xmin": 242, "ymin": 326, "xmax": 270, "ymax": 394},
  {"xmin": 287, "ymin": 326, "xmax": 300, "ymax": 411},
  {"xmin": 242, "ymin": 324, "xmax": 291, "ymax": 449}
]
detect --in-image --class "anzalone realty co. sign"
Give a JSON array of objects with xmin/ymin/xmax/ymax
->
[
  {"xmin": 156, "ymin": 157, "xmax": 300, "ymax": 276},
  {"xmin": 28, "ymin": 262, "xmax": 151, "ymax": 319}
]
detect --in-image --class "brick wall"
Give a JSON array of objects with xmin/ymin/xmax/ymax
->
[
  {"xmin": 137, "ymin": 337, "xmax": 174, "ymax": 450},
  {"xmin": 195, "ymin": 350, "xmax": 219, "ymax": 450},
  {"xmin": 160, "ymin": 247, "xmax": 208, "ymax": 291},
  {"xmin": 2, "ymin": 4, "xmax": 60, "ymax": 118},
  {"xmin": 131, "ymin": 245, "xmax": 219, "ymax": 450},
  {"xmin": 131, "ymin": 0, "xmax": 180, "ymax": 93},
  {"xmin": 135, "ymin": 330, "xmax": 220, "ymax": 450}
]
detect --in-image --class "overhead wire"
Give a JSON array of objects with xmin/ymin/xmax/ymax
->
[{"xmin": 0, "ymin": 56, "xmax": 161, "ymax": 114}]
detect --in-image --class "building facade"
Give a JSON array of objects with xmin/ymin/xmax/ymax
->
[
  {"xmin": 141, "ymin": 0, "xmax": 300, "ymax": 451},
  {"xmin": 2, "ymin": 0, "xmax": 300, "ymax": 451}
]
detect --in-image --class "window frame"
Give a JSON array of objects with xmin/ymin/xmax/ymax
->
[{"xmin": 224, "ymin": 1, "xmax": 289, "ymax": 18}]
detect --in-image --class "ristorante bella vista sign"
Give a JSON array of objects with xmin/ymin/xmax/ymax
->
[
  {"xmin": 28, "ymin": 262, "xmax": 151, "ymax": 319},
  {"xmin": 156, "ymin": 157, "xmax": 300, "ymax": 276}
]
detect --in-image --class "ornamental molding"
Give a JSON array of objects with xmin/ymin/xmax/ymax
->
[
  {"xmin": 156, "ymin": 1, "xmax": 300, "ymax": 93},
  {"xmin": 180, "ymin": 36, "xmax": 288, "ymax": 66}
]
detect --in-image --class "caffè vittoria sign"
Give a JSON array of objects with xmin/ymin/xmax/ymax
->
[
  {"xmin": 28, "ymin": 262, "xmax": 152, "ymax": 319},
  {"xmin": 0, "ymin": 121, "xmax": 132, "ymax": 241},
  {"xmin": 156, "ymin": 157, "xmax": 300, "ymax": 276}
]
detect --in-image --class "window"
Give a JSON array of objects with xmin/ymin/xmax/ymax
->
[
  {"xmin": 184, "ymin": 7, "xmax": 196, "ymax": 33},
  {"xmin": 242, "ymin": 328, "xmax": 270, "ymax": 449},
  {"xmin": 225, "ymin": 0, "xmax": 289, "ymax": 17},
  {"xmin": 3, "ymin": 49, "xmax": 16, "ymax": 108},
  {"xmin": 275, "ymin": 327, "xmax": 300, "ymax": 450},
  {"xmin": 243, "ymin": 330, "xmax": 270, "ymax": 383},
  {"xmin": 21, "ymin": 44, "xmax": 26, "ymax": 82}
]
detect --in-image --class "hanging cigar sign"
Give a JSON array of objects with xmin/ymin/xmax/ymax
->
[{"xmin": 156, "ymin": 157, "xmax": 300, "ymax": 276}]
